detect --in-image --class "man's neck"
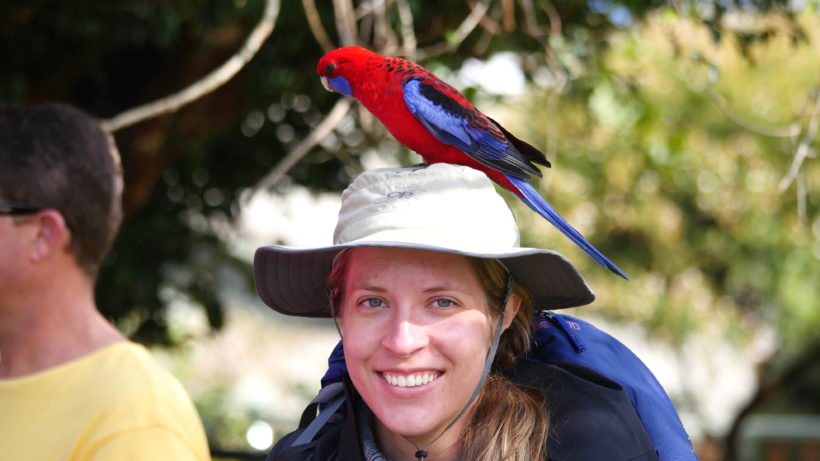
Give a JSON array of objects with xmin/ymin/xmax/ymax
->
[{"xmin": 0, "ymin": 275, "xmax": 126, "ymax": 378}]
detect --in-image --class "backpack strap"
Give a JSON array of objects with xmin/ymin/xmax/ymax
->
[
  {"xmin": 535, "ymin": 310, "xmax": 588, "ymax": 352},
  {"xmin": 292, "ymin": 382, "xmax": 346, "ymax": 447}
]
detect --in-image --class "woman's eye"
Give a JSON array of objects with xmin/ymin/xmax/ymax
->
[
  {"xmin": 432, "ymin": 299, "xmax": 454, "ymax": 308},
  {"xmin": 364, "ymin": 298, "xmax": 384, "ymax": 308}
]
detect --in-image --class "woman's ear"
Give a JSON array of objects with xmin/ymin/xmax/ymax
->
[
  {"xmin": 501, "ymin": 293, "xmax": 522, "ymax": 331},
  {"xmin": 29, "ymin": 209, "xmax": 71, "ymax": 262}
]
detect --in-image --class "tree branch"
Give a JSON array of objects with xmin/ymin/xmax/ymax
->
[
  {"xmin": 779, "ymin": 87, "xmax": 820, "ymax": 192},
  {"xmin": 796, "ymin": 170, "xmax": 807, "ymax": 221},
  {"xmin": 519, "ymin": 0, "xmax": 546, "ymax": 37},
  {"xmin": 102, "ymin": 0, "xmax": 281, "ymax": 132},
  {"xmin": 333, "ymin": 0, "xmax": 358, "ymax": 47},
  {"xmin": 476, "ymin": 9, "xmax": 502, "ymax": 36},
  {"xmin": 371, "ymin": 0, "xmax": 399, "ymax": 55},
  {"xmin": 502, "ymin": 0, "xmax": 516, "ymax": 32},
  {"xmin": 540, "ymin": 0, "xmax": 562, "ymax": 36},
  {"xmin": 396, "ymin": 0, "xmax": 418, "ymax": 60},
  {"xmin": 707, "ymin": 87, "xmax": 800, "ymax": 139},
  {"xmin": 302, "ymin": 0, "xmax": 336, "ymax": 53},
  {"xmin": 250, "ymin": 98, "xmax": 352, "ymax": 196},
  {"xmin": 417, "ymin": 0, "xmax": 491, "ymax": 59}
]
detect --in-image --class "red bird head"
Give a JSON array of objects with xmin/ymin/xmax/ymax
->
[{"xmin": 316, "ymin": 46, "xmax": 379, "ymax": 97}]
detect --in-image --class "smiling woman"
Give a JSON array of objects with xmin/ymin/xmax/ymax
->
[
  {"xmin": 331, "ymin": 247, "xmax": 529, "ymax": 459},
  {"xmin": 253, "ymin": 164, "xmax": 659, "ymax": 460}
]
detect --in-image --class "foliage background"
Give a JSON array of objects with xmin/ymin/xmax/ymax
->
[{"xmin": 2, "ymin": 1, "xmax": 818, "ymax": 459}]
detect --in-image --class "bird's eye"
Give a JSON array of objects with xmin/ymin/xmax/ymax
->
[{"xmin": 325, "ymin": 64, "xmax": 336, "ymax": 75}]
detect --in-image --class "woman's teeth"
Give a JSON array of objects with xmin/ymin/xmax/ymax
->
[{"xmin": 383, "ymin": 371, "xmax": 440, "ymax": 387}]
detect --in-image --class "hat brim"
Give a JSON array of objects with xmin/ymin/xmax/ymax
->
[{"xmin": 254, "ymin": 241, "xmax": 595, "ymax": 318}]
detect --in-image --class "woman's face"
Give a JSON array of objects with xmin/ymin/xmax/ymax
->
[{"xmin": 338, "ymin": 247, "xmax": 513, "ymax": 446}]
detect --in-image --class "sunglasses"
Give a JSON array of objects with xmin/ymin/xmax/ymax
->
[{"xmin": 0, "ymin": 201, "xmax": 43, "ymax": 216}]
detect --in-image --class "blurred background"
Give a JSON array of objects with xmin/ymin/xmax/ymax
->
[{"xmin": 2, "ymin": 1, "xmax": 818, "ymax": 459}]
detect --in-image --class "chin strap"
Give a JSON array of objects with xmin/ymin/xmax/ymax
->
[{"xmin": 402, "ymin": 270, "xmax": 515, "ymax": 461}]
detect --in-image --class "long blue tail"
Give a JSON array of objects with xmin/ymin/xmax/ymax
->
[{"xmin": 507, "ymin": 175, "xmax": 630, "ymax": 279}]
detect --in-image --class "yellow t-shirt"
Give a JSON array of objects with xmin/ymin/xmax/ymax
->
[{"xmin": 0, "ymin": 342, "xmax": 211, "ymax": 461}]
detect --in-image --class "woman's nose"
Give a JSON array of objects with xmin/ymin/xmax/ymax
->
[{"xmin": 381, "ymin": 315, "xmax": 428, "ymax": 356}]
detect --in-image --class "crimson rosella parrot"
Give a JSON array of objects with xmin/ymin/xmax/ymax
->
[{"xmin": 317, "ymin": 46, "xmax": 628, "ymax": 279}]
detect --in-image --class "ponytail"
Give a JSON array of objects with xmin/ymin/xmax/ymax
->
[{"xmin": 462, "ymin": 375, "xmax": 548, "ymax": 460}]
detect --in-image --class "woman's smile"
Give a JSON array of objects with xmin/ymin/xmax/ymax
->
[{"xmin": 380, "ymin": 370, "xmax": 442, "ymax": 388}]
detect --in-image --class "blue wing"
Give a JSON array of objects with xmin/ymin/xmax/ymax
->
[
  {"xmin": 404, "ymin": 78, "xmax": 629, "ymax": 279},
  {"xmin": 403, "ymin": 78, "xmax": 543, "ymax": 180}
]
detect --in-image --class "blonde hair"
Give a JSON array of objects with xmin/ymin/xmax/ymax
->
[
  {"xmin": 328, "ymin": 250, "xmax": 549, "ymax": 459},
  {"xmin": 461, "ymin": 257, "xmax": 549, "ymax": 460}
]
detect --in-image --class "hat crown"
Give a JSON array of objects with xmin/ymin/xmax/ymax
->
[
  {"xmin": 253, "ymin": 164, "xmax": 595, "ymax": 318},
  {"xmin": 333, "ymin": 164, "xmax": 521, "ymax": 252}
]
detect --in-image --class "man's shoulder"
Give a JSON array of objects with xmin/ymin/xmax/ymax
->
[
  {"xmin": 0, "ymin": 341, "xmax": 175, "ymax": 396},
  {"xmin": 73, "ymin": 342, "xmax": 175, "ymax": 393},
  {"xmin": 45, "ymin": 341, "xmax": 203, "ymax": 435},
  {"xmin": 79, "ymin": 342, "xmax": 211, "ymax": 458},
  {"xmin": 0, "ymin": 341, "xmax": 210, "ymax": 461},
  {"xmin": 85, "ymin": 342, "xmax": 198, "ymax": 414}
]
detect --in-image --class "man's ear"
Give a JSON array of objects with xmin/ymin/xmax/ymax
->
[
  {"xmin": 30, "ymin": 209, "xmax": 71, "ymax": 262},
  {"xmin": 502, "ymin": 293, "xmax": 522, "ymax": 331}
]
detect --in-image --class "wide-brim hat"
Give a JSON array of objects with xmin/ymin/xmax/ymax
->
[{"xmin": 254, "ymin": 164, "xmax": 595, "ymax": 317}]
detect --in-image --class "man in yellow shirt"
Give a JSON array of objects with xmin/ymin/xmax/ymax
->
[{"xmin": 0, "ymin": 103, "xmax": 210, "ymax": 461}]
